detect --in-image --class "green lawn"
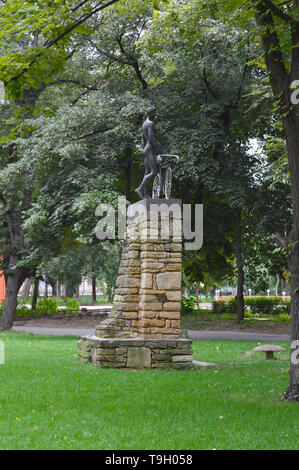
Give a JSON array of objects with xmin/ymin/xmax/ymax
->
[
  {"xmin": 0, "ymin": 333, "xmax": 297, "ymax": 450},
  {"xmin": 77, "ymin": 295, "xmax": 111, "ymax": 305}
]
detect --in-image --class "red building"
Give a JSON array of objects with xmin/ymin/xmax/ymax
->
[{"xmin": 0, "ymin": 272, "xmax": 5, "ymax": 302}]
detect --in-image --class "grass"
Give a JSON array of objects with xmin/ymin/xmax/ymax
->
[
  {"xmin": 0, "ymin": 332, "xmax": 297, "ymax": 450},
  {"xmin": 77, "ymin": 295, "xmax": 111, "ymax": 305}
]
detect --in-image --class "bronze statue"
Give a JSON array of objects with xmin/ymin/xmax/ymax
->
[{"xmin": 135, "ymin": 107, "xmax": 167, "ymax": 199}]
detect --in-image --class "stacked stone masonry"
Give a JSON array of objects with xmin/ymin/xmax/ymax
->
[
  {"xmin": 78, "ymin": 199, "xmax": 194, "ymax": 369},
  {"xmin": 96, "ymin": 199, "xmax": 183, "ymax": 340},
  {"xmin": 78, "ymin": 337, "xmax": 194, "ymax": 369}
]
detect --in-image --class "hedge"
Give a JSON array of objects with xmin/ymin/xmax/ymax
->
[{"xmin": 213, "ymin": 297, "xmax": 290, "ymax": 316}]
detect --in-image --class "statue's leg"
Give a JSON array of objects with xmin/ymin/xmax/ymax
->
[
  {"xmin": 142, "ymin": 153, "xmax": 158, "ymax": 197},
  {"xmin": 135, "ymin": 157, "xmax": 151, "ymax": 198}
]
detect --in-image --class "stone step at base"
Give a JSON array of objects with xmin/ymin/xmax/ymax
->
[{"xmin": 78, "ymin": 335, "xmax": 194, "ymax": 369}]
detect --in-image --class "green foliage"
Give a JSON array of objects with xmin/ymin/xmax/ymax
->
[
  {"xmin": 77, "ymin": 295, "xmax": 109, "ymax": 305},
  {"xmin": 0, "ymin": 0, "xmax": 122, "ymax": 97},
  {"xmin": 213, "ymin": 297, "xmax": 290, "ymax": 316},
  {"xmin": 181, "ymin": 295, "xmax": 196, "ymax": 315},
  {"xmin": 213, "ymin": 299, "xmax": 236, "ymax": 314},
  {"xmin": 17, "ymin": 305, "xmax": 32, "ymax": 317},
  {"xmin": 0, "ymin": 0, "xmax": 293, "ymax": 334},
  {"xmin": 276, "ymin": 313, "xmax": 291, "ymax": 324},
  {"xmin": 246, "ymin": 297, "xmax": 290, "ymax": 316},
  {"xmin": 36, "ymin": 297, "xmax": 59, "ymax": 315},
  {"xmin": 244, "ymin": 310, "xmax": 256, "ymax": 319},
  {"xmin": 62, "ymin": 297, "xmax": 80, "ymax": 314},
  {"xmin": 0, "ymin": 302, "xmax": 33, "ymax": 318}
]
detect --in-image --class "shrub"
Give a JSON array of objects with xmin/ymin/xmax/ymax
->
[
  {"xmin": 181, "ymin": 295, "xmax": 196, "ymax": 315},
  {"xmin": 62, "ymin": 297, "xmax": 80, "ymax": 314},
  {"xmin": 276, "ymin": 313, "xmax": 291, "ymax": 323},
  {"xmin": 213, "ymin": 301, "xmax": 228, "ymax": 314},
  {"xmin": 15, "ymin": 305, "xmax": 32, "ymax": 317},
  {"xmin": 213, "ymin": 297, "xmax": 290, "ymax": 316},
  {"xmin": 245, "ymin": 297, "xmax": 290, "ymax": 316},
  {"xmin": 36, "ymin": 298, "xmax": 59, "ymax": 315},
  {"xmin": 244, "ymin": 310, "xmax": 256, "ymax": 319},
  {"xmin": 213, "ymin": 299, "xmax": 236, "ymax": 314}
]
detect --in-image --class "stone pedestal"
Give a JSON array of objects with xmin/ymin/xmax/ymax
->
[{"xmin": 78, "ymin": 199, "xmax": 194, "ymax": 369}]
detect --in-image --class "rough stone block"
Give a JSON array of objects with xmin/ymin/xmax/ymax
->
[
  {"xmin": 141, "ymin": 252, "xmax": 167, "ymax": 259},
  {"xmin": 114, "ymin": 288, "xmax": 139, "ymax": 295},
  {"xmin": 138, "ymin": 311, "xmax": 155, "ymax": 319},
  {"xmin": 176, "ymin": 340, "xmax": 192, "ymax": 348},
  {"xmin": 139, "ymin": 294, "xmax": 158, "ymax": 303},
  {"xmin": 144, "ymin": 341, "xmax": 169, "ymax": 349},
  {"xmin": 166, "ymin": 291, "xmax": 181, "ymax": 301},
  {"xmin": 140, "ymin": 272, "xmax": 153, "ymax": 289},
  {"xmin": 141, "ymin": 262, "xmax": 165, "ymax": 272},
  {"xmin": 122, "ymin": 312, "xmax": 139, "ymax": 319},
  {"xmin": 156, "ymin": 272, "xmax": 181, "ymax": 290},
  {"xmin": 113, "ymin": 302, "xmax": 139, "ymax": 312},
  {"xmin": 166, "ymin": 243, "xmax": 182, "ymax": 252},
  {"xmin": 141, "ymin": 243, "xmax": 154, "ymax": 251},
  {"xmin": 150, "ymin": 327, "xmax": 179, "ymax": 335},
  {"xmin": 163, "ymin": 302, "xmax": 181, "ymax": 311},
  {"xmin": 139, "ymin": 302, "xmax": 162, "ymax": 311},
  {"xmin": 114, "ymin": 294, "xmax": 139, "ymax": 303},
  {"xmin": 172, "ymin": 355, "xmax": 193, "ymax": 363},
  {"xmin": 127, "ymin": 347, "xmax": 151, "ymax": 369},
  {"xmin": 139, "ymin": 318, "xmax": 165, "ymax": 328},
  {"xmin": 158, "ymin": 311, "xmax": 180, "ymax": 319},
  {"xmin": 165, "ymin": 264, "xmax": 182, "ymax": 272},
  {"xmin": 116, "ymin": 276, "xmax": 140, "ymax": 288},
  {"xmin": 96, "ymin": 354, "xmax": 125, "ymax": 362}
]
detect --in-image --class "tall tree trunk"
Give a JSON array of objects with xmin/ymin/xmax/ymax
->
[
  {"xmin": 92, "ymin": 276, "xmax": 97, "ymax": 304},
  {"xmin": 65, "ymin": 283, "xmax": 75, "ymax": 298},
  {"xmin": 0, "ymin": 255, "xmax": 26, "ymax": 330},
  {"xmin": 22, "ymin": 278, "xmax": 32, "ymax": 302},
  {"xmin": 75, "ymin": 284, "xmax": 80, "ymax": 299},
  {"xmin": 210, "ymin": 287, "xmax": 216, "ymax": 300},
  {"xmin": 254, "ymin": 0, "xmax": 299, "ymax": 400},
  {"xmin": 0, "ymin": 216, "xmax": 27, "ymax": 329},
  {"xmin": 236, "ymin": 208, "xmax": 245, "ymax": 322},
  {"xmin": 275, "ymin": 274, "xmax": 280, "ymax": 297},
  {"xmin": 108, "ymin": 286, "xmax": 114, "ymax": 303},
  {"xmin": 284, "ymin": 114, "xmax": 299, "ymax": 399},
  {"xmin": 195, "ymin": 282, "xmax": 199, "ymax": 309},
  {"xmin": 45, "ymin": 275, "xmax": 56, "ymax": 297},
  {"xmin": 31, "ymin": 278, "xmax": 39, "ymax": 310},
  {"xmin": 56, "ymin": 280, "xmax": 61, "ymax": 300},
  {"xmin": 44, "ymin": 282, "xmax": 48, "ymax": 298}
]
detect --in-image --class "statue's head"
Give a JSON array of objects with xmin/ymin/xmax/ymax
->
[{"xmin": 146, "ymin": 106, "xmax": 156, "ymax": 119}]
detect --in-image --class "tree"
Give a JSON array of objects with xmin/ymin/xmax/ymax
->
[
  {"xmin": 139, "ymin": 2, "xmax": 275, "ymax": 321},
  {"xmin": 0, "ymin": 0, "xmax": 124, "ymax": 329},
  {"xmin": 153, "ymin": 0, "xmax": 299, "ymax": 399},
  {"xmin": 236, "ymin": 0, "xmax": 299, "ymax": 400}
]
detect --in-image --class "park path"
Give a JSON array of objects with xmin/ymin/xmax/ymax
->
[{"xmin": 12, "ymin": 326, "xmax": 290, "ymax": 342}]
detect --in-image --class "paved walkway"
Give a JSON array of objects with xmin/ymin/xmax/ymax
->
[{"xmin": 12, "ymin": 326, "xmax": 290, "ymax": 342}]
